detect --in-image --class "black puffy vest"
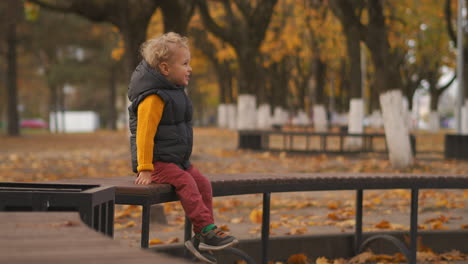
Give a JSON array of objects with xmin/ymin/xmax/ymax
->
[{"xmin": 128, "ymin": 60, "xmax": 193, "ymax": 172}]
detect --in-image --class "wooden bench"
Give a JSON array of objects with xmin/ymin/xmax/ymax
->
[
  {"xmin": 238, "ymin": 130, "xmax": 417, "ymax": 154},
  {"xmin": 0, "ymin": 212, "xmax": 191, "ymax": 264},
  {"xmin": 57, "ymin": 173, "xmax": 468, "ymax": 264}
]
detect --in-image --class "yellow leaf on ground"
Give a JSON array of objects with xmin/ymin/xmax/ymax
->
[
  {"xmin": 375, "ymin": 220, "xmax": 391, "ymax": 229},
  {"xmin": 249, "ymin": 209, "xmax": 263, "ymax": 224},
  {"xmin": 286, "ymin": 227, "xmax": 307, "ymax": 235},
  {"xmin": 287, "ymin": 253, "xmax": 311, "ymax": 264},
  {"xmin": 219, "ymin": 224, "xmax": 230, "ymax": 231},
  {"xmin": 431, "ymin": 221, "xmax": 449, "ymax": 230},
  {"xmin": 149, "ymin": 239, "xmax": 164, "ymax": 245},
  {"xmin": 124, "ymin": 220, "xmax": 136, "ymax": 228},
  {"xmin": 231, "ymin": 217, "xmax": 244, "ymax": 224},
  {"xmin": 165, "ymin": 237, "xmax": 179, "ymax": 244},
  {"xmin": 314, "ymin": 256, "xmax": 329, "ymax": 264},
  {"xmin": 347, "ymin": 252, "xmax": 373, "ymax": 264},
  {"xmin": 332, "ymin": 259, "xmax": 346, "ymax": 264},
  {"xmin": 327, "ymin": 201, "xmax": 339, "ymax": 210}
]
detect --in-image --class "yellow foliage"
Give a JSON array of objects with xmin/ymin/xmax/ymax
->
[{"xmin": 111, "ymin": 39, "xmax": 125, "ymax": 61}]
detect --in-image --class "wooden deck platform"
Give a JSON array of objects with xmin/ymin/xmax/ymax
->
[{"xmin": 0, "ymin": 212, "xmax": 191, "ymax": 264}]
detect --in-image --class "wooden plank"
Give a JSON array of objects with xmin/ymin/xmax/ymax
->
[{"xmin": 0, "ymin": 212, "xmax": 191, "ymax": 264}]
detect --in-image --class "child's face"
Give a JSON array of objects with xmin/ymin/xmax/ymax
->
[{"xmin": 162, "ymin": 46, "xmax": 192, "ymax": 86}]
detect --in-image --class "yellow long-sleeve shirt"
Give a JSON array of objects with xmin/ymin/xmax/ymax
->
[{"xmin": 136, "ymin": 94, "xmax": 165, "ymax": 172}]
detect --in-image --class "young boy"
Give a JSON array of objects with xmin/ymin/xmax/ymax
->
[{"xmin": 127, "ymin": 32, "xmax": 237, "ymax": 264}]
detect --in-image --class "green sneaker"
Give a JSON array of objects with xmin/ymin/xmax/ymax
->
[
  {"xmin": 184, "ymin": 239, "xmax": 217, "ymax": 264},
  {"xmin": 198, "ymin": 226, "xmax": 239, "ymax": 251}
]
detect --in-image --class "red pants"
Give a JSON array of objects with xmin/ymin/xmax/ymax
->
[{"xmin": 150, "ymin": 161, "xmax": 214, "ymax": 233}]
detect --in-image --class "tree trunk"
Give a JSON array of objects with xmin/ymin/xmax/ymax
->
[
  {"xmin": 344, "ymin": 26, "xmax": 362, "ymax": 99},
  {"xmin": 59, "ymin": 84, "xmax": 66, "ymax": 133},
  {"xmin": 6, "ymin": 21, "xmax": 19, "ymax": 136},
  {"xmin": 314, "ymin": 57, "xmax": 327, "ymax": 106},
  {"xmin": 160, "ymin": 0, "xmax": 195, "ymax": 35},
  {"xmin": 49, "ymin": 82, "xmax": 59, "ymax": 133},
  {"xmin": 216, "ymin": 61, "xmax": 234, "ymax": 104},
  {"xmin": 364, "ymin": 1, "xmax": 403, "ymax": 93},
  {"xmin": 108, "ymin": 64, "xmax": 117, "ymax": 130},
  {"xmin": 236, "ymin": 47, "xmax": 261, "ymax": 95},
  {"xmin": 380, "ymin": 90, "xmax": 414, "ymax": 168}
]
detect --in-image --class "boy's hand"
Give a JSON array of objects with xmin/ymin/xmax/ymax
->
[{"xmin": 135, "ymin": 171, "xmax": 153, "ymax": 185}]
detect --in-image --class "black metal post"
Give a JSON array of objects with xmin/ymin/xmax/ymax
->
[
  {"xmin": 340, "ymin": 135, "xmax": 344, "ymax": 153},
  {"xmin": 184, "ymin": 217, "xmax": 192, "ymax": 258},
  {"xmin": 409, "ymin": 189, "xmax": 419, "ymax": 264},
  {"xmin": 355, "ymin": 189, "xmax": 363, "ymax": 254},
  {"xmin": 261, "ymin": 193, "xmax": 271, "ymax": 264},
  {"xmin": 141, "ymin": 203, "xmax": 150, "ymax": 248}
]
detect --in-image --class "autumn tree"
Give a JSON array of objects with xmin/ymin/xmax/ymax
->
[
  {"xmin": 330, "ymin": 1, "xmax": 363, "ymax": 100},
  {"xmin": 197, "ymin": 0, "xmax": 278, "ymax": 100},
  {"xmin": 189, "ymin": 26, "xmax": 236, "ymax": 105}
]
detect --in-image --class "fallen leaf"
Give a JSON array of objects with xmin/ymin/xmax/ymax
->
[
  {"xmin": 249, "ymin": 209, "xmax": 263, "ymax": 224},
  {"xmin": 287, "ymin": 253, "xmax": 311, "ymax": 264},
  {"xmin": 347, "ymin": 251, "xmax": 373, "ymax": 264},
  {"xmin": 431, "ymin": 221, "xmax": 449, "ymax": 230},
  {"xmin": 327, "ymin": 201, "xmax": 339, "ymax": 210},
  {"xmin": 124, "ymin": 220, "xmax": 136, "ymax": 228},
  {"xmin": 165, "ymin": 237, "xmax": 179, "ymax": 244},
  {"xmin": 332, "ymin": 259, "xmax": 346, "ymax": 264},
  {"xmin": 286, "ymin": 227, "xmax": 307, "ymax": 235},
  {"xmin": 231, "ymin": 217, "xmax": 244, "ymax": 224},
  {"xmin": 149, "ymin": 239, "xmax": 164, "ymax": 245},
  {"xmin": 375, "ymin": 220, "xmax": 391, "ymax": 229},
  {"xmin": 219, "ymin": 224, "xmax": 230, "ymax": 231},
  {"xmin": 314, "ymin": 256, "xmax": 328, "ymax": 264}
]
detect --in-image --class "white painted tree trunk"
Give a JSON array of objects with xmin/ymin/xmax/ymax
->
[
  {"xmin": 462, "ymin": 99, "xmax": 468, "ymax": 135},
  {"xmin": 217, "ymin": 104, "xmax": 228, "ymax": 128},
  {"xmin": 237, "ymin": 94, "xmax": 257, "ymax": 130},
  {"xmin": 273, "ymin": 107, "xmax": 288, "ymax": 126},
  {"xmin": 292, "ymin": 110, "xmax": 310, "ymax": 125},
  {"xmin": 345, "ymin": 98, "xmax": 364, "ymax": 150},
  {"xmin": 257, "ymin": 104, "xmax": 272, "ymax": 129},
  {"xmin": 226, "ymin": 104, "xmax": 237, "ymax": 130},
  {"xmin": 313, "ymin": 105, "xmax": 328, "ymax": 132},
  {"xmin": 380, "ymin": 90, "xmax": 414, "ymax": 168},
  {"xmin": 428, "ymin": 111, "xmax": 440, "ymax": 132},
  {"xmin": 369, "ymin": 110, "xmax": 383, "ymax": 129},
  {"xmin": 402, "ymin": 97, "xmax": 414, "ymax": 132}
]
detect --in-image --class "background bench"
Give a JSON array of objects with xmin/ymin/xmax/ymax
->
[{"xmin": 238, "ymin": 130, "xmax": 417, "ymax": 155}]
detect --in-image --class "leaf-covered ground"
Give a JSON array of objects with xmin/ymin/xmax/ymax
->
[{"xmin": 0, "ymin": 128, "xmax": 467, "ymax": 263}]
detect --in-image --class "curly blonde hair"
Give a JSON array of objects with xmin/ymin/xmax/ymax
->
[{"xmin": 140, "ymin": 32, "xmax": 189, "ymax": 71}]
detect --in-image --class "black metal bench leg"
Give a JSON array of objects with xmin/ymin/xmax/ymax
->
[
  {"xmin": 355, "ymin": 189, "xmax": 363, "ymax": 254},
  {"xmin": 141, "ymin": 203, "xmax": 150, "ymax": 248},
  {"xmin": 184, "ymin": 217, "xmax": 192, "ymax": 258},
  {"xmin": 410, "ymin": 189, "xmax": 419, "ymax": 264},
  {"xmin": 261, "ymin": 193, "xmax": 271, "ymax": 264}
]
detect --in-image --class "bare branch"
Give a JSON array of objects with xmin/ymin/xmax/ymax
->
[
  {"xmin": 251, "ymin": 0, "xmax": 278, "ymax": 47},
  {"xmin": 445, "ymin": 0, "xmax": 457, "ymax": 45},
  {"xmin": 438, "ymin": 73, "xmax": 457, "ymax": 94},
  {"xmin": 196, "ymin": 0, "xmax": 233, "ymax": 43}
]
